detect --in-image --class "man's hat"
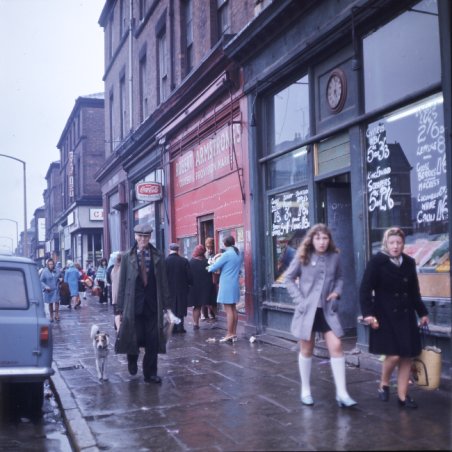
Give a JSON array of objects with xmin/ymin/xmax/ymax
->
[
  {"xmin": 134, "ymin": 223, "xmax": 153, "ymax": 235},
  {"xmin": 169, "ymin": 243, "xmax": 180, "ymax": 251}
]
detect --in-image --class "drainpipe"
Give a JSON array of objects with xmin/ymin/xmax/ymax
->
[{"xmin": 128, "ymin": 0, "xmax": 134, "ymax": 132}]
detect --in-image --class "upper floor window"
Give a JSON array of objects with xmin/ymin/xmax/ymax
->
[
  {"xmin": 158, "ymin": 30, "xmax": 168, "ymax": 103},
  {"xmin": 108, "ymin": 13, "xmax": 114, "ymax": 60},
  {"xmin": 108, "ymin": 92, "xmax": 114, "ymax": 154},
  {"xmin": 139, "ymin": 0, "xmax": 147, "ymax": 21},
  {"xmin": 363, "ymin": 0, "xmax": 440, "ymax": 112},
  {"xmin": 217, "ymin": 0, "xmax": 230, "ymax": 39},
  {"xmin": 119, "ymin": 75, "xmax": 127, "ymax": 140},
  {"xmin": 119, "ymin": 0, "xmax": 127, "ymax": 38},
  {"xmin": 183, "ymin": 0, "xmax": 194, "ymax": 74},
  {"xmin": 139, "ymin": 54, "xmax": 148, "ymax": 122},
  {"xmin": 266, "ymin": 74, "xmax": 310, "ymax": 155}
]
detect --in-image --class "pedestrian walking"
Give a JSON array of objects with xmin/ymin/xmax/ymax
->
[
  {"xmin": 40, "ymin": 258, "xmax": 60, "ymax": 322},
  {"xmin": 165, "ymin": 243, "xmax": 193, "ymax": 333},
  {"xmin": 188, "ymin": 245, "xmax": 217, "ymax": 330},
  {"xmin": 207, "ymin": 235, "xmax": 243, "ymax": 343},
  {"xmin": 95, "ymin": 258, "xmax": 109, "ymax": 304},
  {"xmin": 360, "ymin": 226, "xmax": 429, "ymax": 409},
  {"xmin": 64, "ymin": 260, "xmax": 81, "ymax": 309},
  {"xmin": 283, "ymin": 223, "xmax": 357, "ymax": 408},
  {"xmin": 115, "ymin": 223, "xmax": 172, "ymax": 384}
]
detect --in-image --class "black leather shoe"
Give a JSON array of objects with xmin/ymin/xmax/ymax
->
[
  {"xmin": 128, "ymin": 360, "xmax": 138, "ymax": 376},
  {"xmin": 398, "ymin": 395, "xmax": 418, "ymax": 409},
  {"xmin": 144, "ymin": 375, "xmax": 162, "ymax": 384},
  {"xmin": 378, "ymin": 385, "xmax": 390, "ymax": 401}
]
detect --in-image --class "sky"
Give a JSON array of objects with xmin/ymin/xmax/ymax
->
[{"xmin": 0, "ymin": 0, "xmax": 105, "ymax": 253}]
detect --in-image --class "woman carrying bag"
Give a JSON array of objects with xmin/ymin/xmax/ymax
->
[{"xmin": 360, "ymin": 226, "xmax": 429, "ymax": 409}]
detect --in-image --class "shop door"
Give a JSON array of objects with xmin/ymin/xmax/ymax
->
[{"xmin": 319, "ymin": 181, "xmax": 357, "ymax": 335}]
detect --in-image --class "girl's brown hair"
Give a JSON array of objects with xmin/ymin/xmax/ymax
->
[{"xmin": 295, "ymin": 223, "xmax": 338, "ymax": 265}]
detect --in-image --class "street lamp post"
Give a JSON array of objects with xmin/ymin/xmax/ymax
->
[
  {"xmin": 0, "ymin": 154, "xmax": 27, "ymax": 257},
  {"xmin": 0, "ymin": 218, "xmax": 19, "ymax": 254}
]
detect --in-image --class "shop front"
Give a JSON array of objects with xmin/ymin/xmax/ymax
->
[
  {"xmin": 170, "ymin": 110, "xmax": 250, "ymax": 316},
  {"xmin": 225, "ymin": 0, "xmax": 451, "ymax": 368}
]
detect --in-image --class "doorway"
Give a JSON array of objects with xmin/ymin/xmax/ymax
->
[
  {"xmin": 317, "ymin": 174, "xmax": 357, "ymax": 335},
  {"xmin": 198, "ymin": 215, "xmax": 214, "ymax": 249}
]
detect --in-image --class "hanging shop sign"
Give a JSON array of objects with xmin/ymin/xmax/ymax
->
[{"xmin": 135, "ymin": 182, "xmax": 163, "ymax": 202}]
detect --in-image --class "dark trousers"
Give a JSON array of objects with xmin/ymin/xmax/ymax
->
[
  {"xmin": 98, "ymin": 280, "xmax": 108, "ymax": 304},
  {"xmin": 127, "ymin": 313, "xmax": 158, "ymax": 378}
]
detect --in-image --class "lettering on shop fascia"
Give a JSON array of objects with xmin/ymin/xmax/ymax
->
[{"xmin": 175, "ymin": 123, "xmax": 241, "ymax": 190}]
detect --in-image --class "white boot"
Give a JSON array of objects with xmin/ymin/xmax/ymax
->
[
  {"xmin": 330, "ymin": 356, "xmax": 357, "ymax": 407},
  {"xmin": 298, "ymin": 354, "xmax": 314, "ymax": 405}
]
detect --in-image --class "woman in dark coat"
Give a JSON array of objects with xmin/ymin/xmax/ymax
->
[
  {"xmin": 188, "ymin": 245, "xmax": 216, "ymax": 329},
  {"xmin": 360, "ymin": 226, "xmax": 429, "ymax": 409}
]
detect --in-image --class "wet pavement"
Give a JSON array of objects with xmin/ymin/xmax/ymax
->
[{"xmin": 50, "ymin": 294, "xmax": 451, "ymax": 451}]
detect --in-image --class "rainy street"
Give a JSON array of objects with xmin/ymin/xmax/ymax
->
[{"xmin": 8, "ymin": 293, "xmax": 447, "ymax": 451}]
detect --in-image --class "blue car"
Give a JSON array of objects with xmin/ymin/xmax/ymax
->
[{"xmin": 0, "ymin": 255, "xmax": 54, "ymax": 417}]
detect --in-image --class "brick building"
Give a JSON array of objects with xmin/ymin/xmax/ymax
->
[
  {"xmin": 43, "ymin": 161, "xmax": 62, "ymax": 263},
  {"xmin": 96, "ymin": 0, "xmax": 451, "ymax": 372},
  {"xmin": 55, "ymin": 93, "xmax": 106, "ymax": 268}
]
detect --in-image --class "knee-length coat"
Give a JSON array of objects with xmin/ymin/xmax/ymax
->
[
  {"xmin": 188, "ymin": 257, "xmax": 216, "ymax": 308},
  {"xmin": 165, "ymin": 253, "xmax": 193, "ymax": 318},
  {"xmin": 115, "ymin": 243, "xmax": 172, "ymax": 355},
  {"xmin": 283, "ymin": 251, "xmax": 344, "ymax": 341},
  {"xmin": 207, "ymin": 247, "xmax": 242, "ymax": 304},
  {"xmin": 40, "ymin": 267, "xmax": 60, "ymax": 303},
  {"xmin": 360, "ymin": 252, "xmax": 428, "ymax": 357}
]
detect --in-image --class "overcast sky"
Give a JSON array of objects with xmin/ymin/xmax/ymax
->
[{"xmin": 0, "ymin": 0, "xmax": 105, "ymax": 252}]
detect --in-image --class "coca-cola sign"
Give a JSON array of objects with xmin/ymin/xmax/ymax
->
[{"xmin": 135, "ymin": 182, "xmax": 162, "ymax": 202}]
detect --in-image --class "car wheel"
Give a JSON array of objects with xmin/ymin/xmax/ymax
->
[{"xmin": 29, "ymin": 382, "xmax": 44, "ymax": 418}]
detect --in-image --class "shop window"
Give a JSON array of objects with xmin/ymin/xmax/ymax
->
[
  {"xmin": 267, "ymin": 74, "xmax": 310, "ymax": 155},
  {"xmin": 270, "ymin": 187, "xmax": 310, "ymax": 283},
  {"xmin": 363, "ymin": 0, "xmax": 440, "ymax": 113},
  {"xmin": 267, "ymin": 146, "xmax": 308, "ymax": 189},
  {"xmin": 366, "ymin": 93, "xmax": 449, "ymax": 300}
]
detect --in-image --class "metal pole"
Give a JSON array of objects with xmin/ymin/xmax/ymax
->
[
  {"xmin": 0, "ymin": 154, "xmax": 27, "ymax": 257},
  {"xmin": 23, "ymin": 161, "xmax": 28, "ymax": 258}
]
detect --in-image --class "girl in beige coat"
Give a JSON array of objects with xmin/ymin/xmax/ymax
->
[{"xmin": 284, "ymin": 223, "xmax": 356, "ymax": 408}]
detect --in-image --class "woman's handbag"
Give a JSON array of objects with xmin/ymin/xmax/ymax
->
[{"xmin": 412, "ymin": 325, "xmax": 442, "ymax": 390}]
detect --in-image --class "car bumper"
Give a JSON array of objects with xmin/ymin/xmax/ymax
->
[{"xmin": 0, "ymin": 367, "xmax": 54, "ymax": 381}]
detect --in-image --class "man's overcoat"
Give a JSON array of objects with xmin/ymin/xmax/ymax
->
[{"xmin": 116, "ymin": 243, "xmax": 172, "ymax": 355}]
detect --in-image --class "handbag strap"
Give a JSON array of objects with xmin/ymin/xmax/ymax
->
[{"xmin": 419, "ymin": 324, "xmax": 430, "ymax": 348}]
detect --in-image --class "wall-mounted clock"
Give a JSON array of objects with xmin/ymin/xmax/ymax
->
[{"xmin": 326, "ymin": 68, "xmax": 347, "ymax": 113}]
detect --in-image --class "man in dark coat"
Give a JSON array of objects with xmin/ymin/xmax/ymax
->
[
  {"xmin": 115, "ymin": 223, "xmax": 172, "ymax": 384},
  {"xmin": 165, "ymin": 243, "xmax": 193, "ymax": 333}
]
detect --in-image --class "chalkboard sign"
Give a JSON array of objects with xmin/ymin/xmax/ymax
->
[{"xmin": 271, "ymin": 188, "xmax": 310, "ymax": 236}]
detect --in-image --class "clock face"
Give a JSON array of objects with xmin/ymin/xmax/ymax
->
[{"xmin": 326, "ymin": 69, "xmax": 347, "ymax": 112}]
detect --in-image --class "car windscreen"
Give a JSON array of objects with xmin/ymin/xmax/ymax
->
[{"xmin": 0, "ymin": 268, "xmax": 28, "ymax": 308}]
